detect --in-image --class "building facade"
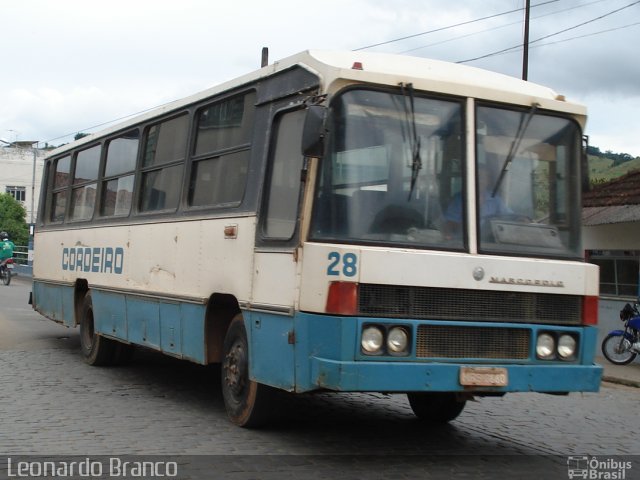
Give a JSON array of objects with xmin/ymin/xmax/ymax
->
[
  {"xmin": 0, "ymin": 143, "xmax": 47, "ymax": 225},
  {"xmin": 582, "ymin": 170, "xmax": 640, "ymax": 352}
]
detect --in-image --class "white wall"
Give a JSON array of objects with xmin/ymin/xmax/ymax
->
[
  {"xmin": 583, "ymin": 222, "xmax": 640, "ymax": 250},
  {"xmin": 0, "ymin": 147, "xmax": 46, "ymax": 224}
]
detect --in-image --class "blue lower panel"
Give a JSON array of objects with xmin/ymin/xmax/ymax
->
[
  {"xmin": 33, "ymin": 281, "xmax": 74, "ymax": 327},
  {"xmin": 126, "ymin": 297, "xmax": 161, "ymax": 349},
  {"xmin": 90, "ymin": 290, "xmax": 206, "ymax": 364},
  {"xmin": 308, "ymin": 358, "xmax": 603, "ymax": 393},
  {"xmin": 32, "ymin": 283, "xmax": 206, "ymax": 364},
  {"xmin": 245, "ymin": 311, "xmax": 295, "ymax": 391},
  {"xmin": 93, "ymin": 291, "xmax": 127, "ymax": 338},
  {"xmin": 160, "ymin": 303, "xmax": 182, "ymax": 355}
]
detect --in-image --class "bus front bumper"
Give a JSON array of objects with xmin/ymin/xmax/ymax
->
[{"xmin": 306, "ymin": 358, "xmax": 603, "ymax": 394}]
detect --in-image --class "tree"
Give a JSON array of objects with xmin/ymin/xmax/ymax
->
[{"xmin": 0, "ymin": 193, "xmax": 28, "ymax": 246}]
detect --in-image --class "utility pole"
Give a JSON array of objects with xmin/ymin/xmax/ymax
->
[
  {"xmin": 30, "ymin": 143, "xmax": 37, "ymax": 224},
  {"xmin": 522, "ymin": 0, "xmax": 531, "ymax": 80}
]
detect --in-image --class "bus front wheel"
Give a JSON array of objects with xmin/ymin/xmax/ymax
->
[
  {"xmin": 221, "ymin": 314, "xmax": 273, "ymax": 427},
  {"xmin": 79, "ymin": 292, "xmax": 118, "ymax": 366},
  {"xmin": 407, "ymin": 392, "xmax": 466, "ymax": 424}
]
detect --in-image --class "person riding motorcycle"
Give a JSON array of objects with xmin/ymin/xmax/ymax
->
[{"xmin": 0, "ymin": 232, "xmax": 14, "ymax": 262}]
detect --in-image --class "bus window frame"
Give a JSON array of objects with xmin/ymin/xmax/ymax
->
[
  {"xmin": 185, "ymin": 89, "xmax": 257, "ymax": 212},
  {"xmin": 36, "ymin": 75, "xmax": 319, "ymax": 230},
  {"xmin": 135, "ymin": 111, "xmax": 191, "ymax": 216},
  {"xmin": 473, "ymin": 100, "xmax": 584, "ymax": 259},
  {"xmin": 308, "ymin": 84, "xmax": 468, "ymax": 252},
  {"xmin": 47, "ymin": 155, "xmax": 72, "ymax": 225},
  {"xmin": 67, "ymin": 143, "xmax": 103, "ymax": 224},
  {"xmin": 256, "ymin": 104, "xmax": 308, "ymax": 249},
  {"xmin": 99, "ymin": 128, "xmax": 141, "ymax": 219}
]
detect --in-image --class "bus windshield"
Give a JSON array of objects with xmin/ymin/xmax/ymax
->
[
  {"xmin": 310, "ymin": 88, "xmax": 582, "ymax": 258},
  {"xmin": 311, "ymin": 88, "xmax": 466, "ymax": 250},
  {"xmin": 475, "ymin": 105, "xmax": 582, "ymax": 257}
]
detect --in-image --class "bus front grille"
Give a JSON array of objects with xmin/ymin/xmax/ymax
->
[
  {"xmin": 416, "ymin": 325, "xmax": 531, "ymax": 359},
  {"xmin": 358, "ymin": 284, "xmax": 582, "ymax": 324}
]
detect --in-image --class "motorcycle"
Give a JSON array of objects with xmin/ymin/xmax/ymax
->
[
  {"xmin": 601, "ymin": 301, "xmax": 640, "ymax": 365},
  {"xmin": 0, "ymin": 257, "xmax": 14, "ymax": 286}
]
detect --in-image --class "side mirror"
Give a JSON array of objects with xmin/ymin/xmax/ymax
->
[{"xmin": 301, "ymin": 105, "xmax": 327, "ymax": 158}]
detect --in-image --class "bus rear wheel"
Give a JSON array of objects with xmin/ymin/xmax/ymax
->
[
  {"xmin": 79, "ymin": 292, "xmax": 119, "ymax": 366},
  {"xmin": 407, "ymin": 392, "xmax": 466, "ymax": 424},
  {"xmin": 221, "ymin": 314, "xmax": 273, "ymax": 427}
]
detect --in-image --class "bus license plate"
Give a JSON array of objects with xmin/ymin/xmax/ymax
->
[{"xmin": 459, "ymin": 367, "xmax": 508, "ymax": 387}]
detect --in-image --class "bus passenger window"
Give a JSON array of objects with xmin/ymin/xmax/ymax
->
[
  {"xmin": 69, "ymin": 145, "xmax": 100, "ymax": 221},
  {"xmin": 102, "ymin": 176, "xmax": 134, "ymax": 216},
  {"xmin": 143, "ymin": 115, "xmax": 188, "ymax": 168},
  {"xmin": 73, "ymin": 145, "xmax": 100, "ymax": 184},
  {"xmin": 139, "ymin": 115, "xmax": 188, "ymax": 212},
  {"xmin": 53, "ymin": 156, "xmax": 71, "ymax": 188},
  {"xmin": 194, "ymin": 92, "xmax": 255, "ymax": 156},
  {"xmin": 51, "ymin": 191, "xmax": 67, "ymax": 223},
  {"xmin": 188, "ymin": 92, "xmax": 255, "ymax": 208},
  {"xmin": 189, "ymin": 151, "xmax": 249, "ymax": 207},
  {"xmin": 49, "ymin": 155, "xmax": 71, "ymax": 223},
  {"xmin": 69, "ymin": 185, "xmax": 97, "ymax": 221},
  {"xmin": 101, "ymin": 130, "xmax": 139, "ymax": 217},
  {"xmin": 140, "ymin": 165, "xmax": 183, "ymax": 211}
]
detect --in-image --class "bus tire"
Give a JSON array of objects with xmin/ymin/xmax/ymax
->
[
  {"xmin": 221, "ymin": 314, "xmax": 273, "ymax": 427},
  {"xmin": 79, "ymin": 292, "xmax": 117, "ymax": 366},
  {"xmin": 407, "ymin": 392, "xmax": 466, "ymax": 424}
]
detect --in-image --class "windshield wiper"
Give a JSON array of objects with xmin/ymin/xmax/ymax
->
[
  {"xmin": 491, "ymin": 102, "xmax": 539, "ymax": 197},
  {"xmin": 400, "ymin": 83, "xmax": 422, "ymax": 201}
]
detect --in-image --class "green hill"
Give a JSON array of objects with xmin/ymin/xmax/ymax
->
[{"xmin": 588, "ymin": 147, "xmax": 640, "ymax": 185}]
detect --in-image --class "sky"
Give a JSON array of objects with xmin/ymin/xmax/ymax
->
[{"xmin": 1, "ymin": 0, "xmax": 639, "ymax": 156}]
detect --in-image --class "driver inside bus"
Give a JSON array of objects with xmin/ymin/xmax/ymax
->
[{"xmin": 442, "ymin": 163, "xmax": 511, "ymax": 239}]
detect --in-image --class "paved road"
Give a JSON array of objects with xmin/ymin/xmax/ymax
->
[{"xmin": 1, "ymin": 277, "xmax": 639, "ymax": 479}]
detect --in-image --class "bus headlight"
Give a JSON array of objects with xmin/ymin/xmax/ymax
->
[
  {"xmin": 557, "ymin": 334, "xmax": 577, "ymax": 359},
  {"xmin": 536, "ymin": 333, "xmax": 555, "ymax": 360},
  {"xmin": 361, "ymin": 326, "xmax": 384, "ymax": 355},
  {"xmin": 387, "ymin": 327, "xmax": 409, "ymax": 355}
]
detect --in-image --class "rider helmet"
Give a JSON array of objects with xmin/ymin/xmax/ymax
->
[{"xmin": 0, "ymin": 232, "xmax": 8, "ymax": 241}]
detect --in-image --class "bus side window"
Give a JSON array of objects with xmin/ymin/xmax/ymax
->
[
  {"xmin": 69, "ymin": 145, "xmax": 101, "ymax": 221},
  {"xmin": 262, "ymin": 109, "xmax": 306, "ymax": 240},
  {"xmin": 139, "ymin": 114, "xmax": 189, "ymax": 213},
  {"xmin": 101, "ymin": 130, "xmax": 139, "ymax": 217},
  {"xmin": 50, "ymin": 155, "xmax": 71, "ymax": 223},
  {"xmin": 188, "ymin": 91, "xmax": 255, "ymax": 208}
]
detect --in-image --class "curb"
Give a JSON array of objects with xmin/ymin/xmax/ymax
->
[{"xmin": 601, "ymin": 375, "xmax": 640, "ymax": 389}]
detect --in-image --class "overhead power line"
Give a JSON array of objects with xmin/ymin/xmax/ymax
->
[
  {"xmin": 45, "ymin": 1, "xmax": 637, "ymax": 146},
  {"xmin": 534, "ymin": 20, "xmax": 640, "ymax": 47},
  {"xmin": 44, "ymin": 103, "xmax": 173, "ymax": 145},
  {"xmin": 461, "ymin": 20, "xmax": 640, "ymax": 59},
  {"xmin": 399, "ymin": 0, "xmax": 609, "ymax": 55},
  {"xmin": 457, "ymin": 0, "xmax": 640, "ymax": 64},
  {"xmin": 353, "ymin": 0, "xmax": 560, "ymax": 51}
]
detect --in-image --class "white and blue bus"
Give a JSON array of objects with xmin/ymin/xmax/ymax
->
[{"xmin": 32, "ymin": 50, "xmax": 602, "ymax": 427}]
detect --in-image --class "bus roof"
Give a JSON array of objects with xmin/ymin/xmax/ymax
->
[{"xmin": 49, "ymin": 50, "xmax": 585, "ymax": 156}]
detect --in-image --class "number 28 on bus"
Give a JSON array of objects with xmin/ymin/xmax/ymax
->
[{"xmin": 31, "ymin": 50, "xmax": 602, "ymax": 427}]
